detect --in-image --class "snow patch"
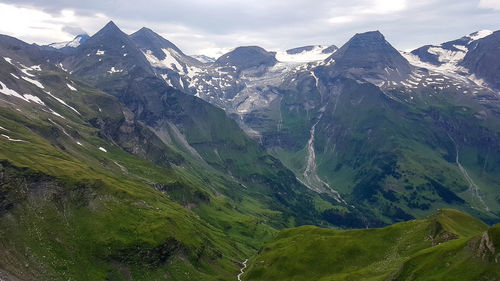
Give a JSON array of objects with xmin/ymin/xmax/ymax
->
[
  {"xmin": 66, "ymin": 36, "xmax": 84, "ymax": 48},
  {"xmin": 98, "ymin": 146, "xmax": 107, "ymax": 152},
  {"xmin": 43, "ymin": 91, "xmax": 80, "ymax": 115},
  {"xmin": 0, "ymin": 81, "xmax": 28, "ymax": 102},
  {"xmin": 3, "ymin": 57, "xmax": 13, "ymax": 65},
  {"xmin": 275, "ymin": 45, "xmax": 333, "ymax": 63},
  {"xmin": 427, "ymin": 46, "xmax": 466, "ymax": 65},
  {"xmin": 453, "ymin": 44, "xmax": 468, "ymax": 52},
  {"xmin": 10, "ymin": 73, "xmax": 19, "ymax": 79},
  {"xmin": 1, "ymin": 134, "xmax": 26, "ymax": 142},
  {"xmin": 468, "ymin": 30, "xmax": 493, "ymax": 41},
  {"xmin": 96, "ymin": 49, "xmax": 105, "ymax": 56},
  {"xmin": 21, "ymin": 76, "xmax": 44, "ymax": 89},
  {"xmin": 66, "ymin": 83, "xmax": 77, "ymax": 91},
  {"xmin": 23, "ymin": 94, "xmax": 45, "ymax": 105},
  {"xmin": 142, "ymin": 48, "xmax": 185, "ymax": 73},
  {"xmin": 107, "ymin": 67, "xmax": 123, "ymax": 74},
  {"xmin": 57, "ymin": 63, "xmax": 68, "ymax": 72}
]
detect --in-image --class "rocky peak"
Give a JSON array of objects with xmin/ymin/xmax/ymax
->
[
  {"xmin": 214, "ymin": 46, "xmax": 277, "ymax": 70},
  {"xmin": 326, "ymin": 30, "xmax": 411, "ymax": 78}
]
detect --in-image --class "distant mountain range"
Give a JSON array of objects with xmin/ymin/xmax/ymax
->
[{"xmin": 0, "ymin": 20, "xmax": 499, "ymax": 280}]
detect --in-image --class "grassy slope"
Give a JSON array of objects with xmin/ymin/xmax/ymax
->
[
  {"xmin": 0, "ymin": 117, "xmax": 242, "ymax": 280},
  {"xmin": 271, "ymin": 75, "xmax": 500, "ymax": 225},
  {"xmin": 0, "ymin": 61, "xmax": 258, "ymax": 279},
  {"xmin": 0, "ymin": 54, "xmax": 338, "ymax": 280},
  {"xmin": 62, "ymin": 38, "xmax": 342, "ymax": 230},
  {"xmin": 243, "ymin": 209, "xmax": 499, "ymax": 281}
]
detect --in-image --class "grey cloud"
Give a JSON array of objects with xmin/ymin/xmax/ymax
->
[
  {"xmin": 0, "ymin": 0, "xmax": 499, "ymax": 56},
  {"xmin": 62, "ymin": 25, "xmax": 87, "ymax": 36}
]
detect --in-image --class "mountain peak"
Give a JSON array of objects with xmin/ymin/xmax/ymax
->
[
  {"xmin": 136, "ymin": 27, "xmax": 154, "ymax": 34},
  {"xmin": 130, "ymin": 26, "xmax": 184, "ymax": 57},
  {"xmin": 214, "ymin": 46, "xmax": 277, "ymax": 69},
  {"xmin": 81, "ymin": 20, "xmax": 129, "ymax": 48},
  {"xmin": 327, "ymin": 30, "xmax": 411, "ymax": 78},
  {"xmin": 352, "ymin": 30, "xmax": 384, "ymax": 40},
  {"xmin": 94, "ymin": 20, "xmax": 124, "ymax": 37},
  {"xmin": 103, "ymin": 20, "xmax": 119, "ymax": 30},
  {"xmin": 131, "ymin": 26, "xmax": 163, "ymax": 40}
]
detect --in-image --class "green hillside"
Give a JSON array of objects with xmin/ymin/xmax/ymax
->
[{"xmin": 243, "ymin": 209, "xmax": 499, "ymax": 281}]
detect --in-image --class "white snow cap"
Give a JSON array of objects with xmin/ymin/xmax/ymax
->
[
  {"xmin": 468, "ymin": 30, "xmax": 493, "ymax": 41},
  {"xmin": 275, "ymin": 46, "xmax": 335, "ymax": 63}
]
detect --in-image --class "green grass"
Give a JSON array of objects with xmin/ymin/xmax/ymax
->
[
  {"xmin": 0, "ymin": 62, "xmax": 332, "ymax": 280},
  {"xmin": 243, "ymin": 209, "xmax": 498, "ymax": 281}
]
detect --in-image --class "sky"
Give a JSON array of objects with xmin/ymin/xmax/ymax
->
[{"xmin": 0, "ymin": 0, "xmax": 499, "ymax": 58}]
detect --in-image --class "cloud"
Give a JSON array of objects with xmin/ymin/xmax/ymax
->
[
  {"xmin": 0, "ymin": 2, "xmax": 107, "ymax": 43},
  {"xmin": 478, "ymin": 0, "xmax": 500, "ymax": 10},
  {"xmin": 62, "ymin": 25, "xmax": 87, "ymax": 35},
  {"xmin": 0, "ymin": 0, "xmax": 498, "ymax": 57}
]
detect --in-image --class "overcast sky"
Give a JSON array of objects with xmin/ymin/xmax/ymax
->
[{"xmin": 0, "ymin": 0, "xmax": 499, "ymax": 58}]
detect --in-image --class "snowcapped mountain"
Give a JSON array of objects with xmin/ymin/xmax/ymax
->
[
  {"xmin": 3, "ymin": 19, "xmax": 500, "ymax": 281},
  {"xmin": 48, "ymin": 34, "xmax": 90, "ymax": 49},
  {"xmin": 275, "ymin": 45, "xmax": 337, "ymax": 63},
  {"xmin": 402, "ymin": 30, "xmax": 498, "ymax": 90},
  {"xmin": 461, "ymin": 30, "xmax": 500, "ymax": 90},
  {"xmin": 192, "ymin": 54, "xmax": 216, "ymax": 64},
  {"xmin": 23, "ymin": 21, "xmax": 500, "ymax": 223}
]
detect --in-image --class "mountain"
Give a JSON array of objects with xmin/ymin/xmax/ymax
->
[
  {"xmin": 130, "ymin": 27, "xmax": 202, "ymax": 70},
  {"xmin": 242, "ymin": 209, "xmax": 500, "ymax": 281},
  {"xmin": 214, "ymin": 46, "xmax": 277, "ymax": 71},
  {"xmin": 0, "ymin": 22, "xmax": 347, "ymax": 280},
  {"xmin": 408, "ymin": 29, "xmax": 498, "ymax": 89},
  {"xmin": 410, "ymin": 30, "xmax": 493, "ymax": 68},
  {"xmin": 192, "ymin": 54, "xmax": 216, "ymax": 64},
  {"xmin": 0, "ymin": 36, "xmax": 244, "ymax": 280},
  {"xmin": 61, "ymin": 21, "xmax": 155, "ymax": 84},
  {"xmin": 57, "ymin": 22, "xmax": 341, "ymax": 229},
  {"xmin": 43, "ymin": 34, "xmax": 90, "ymax": 53},
  {"xmin": 2, "ymin": 21, "xmax": 500, "ymax": 280},
  {"xmin": 193, "ymin": 29, "xmax": 500, "ymax": 225},
  {"xmin": 60, "ymin": 23, "xmax": 500, "ymax": 226},
  {"xmin": 275, "ymin": 45, "xmax": 337, "ymax": 63},
  {"xmin": 266, "ymin": 29, "xmax": 500, "ymax": 224},
  {"xmin": 461, "ymin": 30, "xmax": 500, "ymax": 90},
  {"xmin": 112, "ymin": 25, "xmax": 500, "ymax": 225},
  {"xmin": 129, "ymin": 26, "xmax": 203, "ymax": 90},
  {"xmin": 325, "ymin": 31, "xmax": 411, "ymax": 81}
]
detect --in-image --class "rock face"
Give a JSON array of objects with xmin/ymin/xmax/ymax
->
[
  {"xmin": 476, "ymin": 231, "xmax": 497, "ymax": 262},
  {"xmin": 326, "ymin": 30, "xmax": 411, "ymax": 80},
  {"xmin": 461, "ymin": 30, "xmax": 500, "ymax": 90},
  {"xmin": 130, "ymin": 27, "xmax": 202, "ymax": 69}
]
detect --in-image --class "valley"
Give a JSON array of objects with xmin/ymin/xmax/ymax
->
[{"xmin": 0, "ymin": 19, "xmax": 499, "ymax": 280}]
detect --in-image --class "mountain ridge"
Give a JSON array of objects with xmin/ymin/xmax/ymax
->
[{"xmin": 1, "ymin": 20, "xmax": 500, "ymax": 280}]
